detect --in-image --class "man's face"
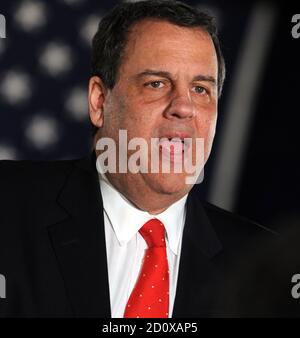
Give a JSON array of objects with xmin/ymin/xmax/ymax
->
[{"xmin": 93, "ymin": 19, "xmax": 218, "ymax": 206}]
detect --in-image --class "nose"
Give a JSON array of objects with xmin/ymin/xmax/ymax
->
[{"xmin": 164, "ymin": 86, "xmax": 195, "ymax": 120}]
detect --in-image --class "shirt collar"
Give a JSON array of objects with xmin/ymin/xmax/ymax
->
[{"xmin": 99, "ymin": 173, "xmax": 187, "ymax": 255}]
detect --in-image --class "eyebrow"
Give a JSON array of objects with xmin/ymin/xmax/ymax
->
[{"xmin": 135, "ymin": 69, "xmax": 217, "ymax": 86}]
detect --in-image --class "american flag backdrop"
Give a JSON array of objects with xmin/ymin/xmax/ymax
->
[
  {"xmin": 0, "ymin": 0, "xmax": 299, "ymax": 230},
  {"xmin": 0, "ymin": 0, "xmax": 251, "ymax": 161},
  {"xmin": 0, "ymin": 0, "xmax": 122, "ymax": 160}
]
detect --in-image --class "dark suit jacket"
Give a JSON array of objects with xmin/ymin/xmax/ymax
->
[{"xmin": 0, "ymin": 153, "xmax": 277, "ymax": 318}]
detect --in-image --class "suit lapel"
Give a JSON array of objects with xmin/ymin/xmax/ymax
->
[
  {"xmin": 47, "ymin": 154, "xmax": 111, "ymax": 318},
  {"xmin": 45, "ymin": 153, "xmax": 222, "ymax": 318},
  {"xmin": 172, "ymin": 187, "xmax": 223, "ymax": 317}
]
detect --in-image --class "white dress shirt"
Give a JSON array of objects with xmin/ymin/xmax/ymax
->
[{"xmin": 99, "ymin": 173, "xmax": 188, "ymax": 318}]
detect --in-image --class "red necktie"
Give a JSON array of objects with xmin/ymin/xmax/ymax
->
[{"xmin": 123, "ymin": 218, "xmax": 170, "ymax": 318}]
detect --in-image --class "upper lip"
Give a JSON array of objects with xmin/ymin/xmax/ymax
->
[{"xmin": 158, "ymin": 131, "xmax": 193, "ymax": 141}]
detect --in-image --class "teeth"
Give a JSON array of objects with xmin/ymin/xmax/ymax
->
[{"xmin": 159, "ymin": 137, "xmax": 186, "ymax": 145}]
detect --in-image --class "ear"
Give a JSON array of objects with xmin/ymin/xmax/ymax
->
[{"xmin": 88, "ymin": 76, "xmax": 107, "ymax": 128}]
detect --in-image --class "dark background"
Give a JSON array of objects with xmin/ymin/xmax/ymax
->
[{"xmin": 0, "ymin": 0, "xmax": 299, "ymax": 231}]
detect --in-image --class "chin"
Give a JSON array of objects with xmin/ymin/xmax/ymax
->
[{"xmin": 144, "ymin": 172, "xmax": 190, "ymax": 196}]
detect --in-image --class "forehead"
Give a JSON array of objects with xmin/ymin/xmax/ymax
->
[{"xmin": 120, "ymin": 19, "xmax": 218, "ymax": 77}]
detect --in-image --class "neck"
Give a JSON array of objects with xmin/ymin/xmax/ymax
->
[{"xmin": 104, "ymin": 172, "xmax": 187, "ymax": 215}]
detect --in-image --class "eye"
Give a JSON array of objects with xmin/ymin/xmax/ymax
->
[
  {"xmin": 145, "ymin": 81, "xmax": 165, "ymax": 89},
  {"xmin": 193, "ymin": 86, "xmax": 208, "ymax": 95}
]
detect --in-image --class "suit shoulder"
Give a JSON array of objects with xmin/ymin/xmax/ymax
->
[
  {"xmin": 0, "ymin": 158, "xmax": 81, "ymax": 199},
  {"xmin": 0, "ymin": 158, "xmax": 76, "ymax": 181},
  {"xmin": 200, "ymin": 199, "xmax": 278, "ymax": 237}
]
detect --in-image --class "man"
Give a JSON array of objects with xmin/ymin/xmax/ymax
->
[{"xmin": 0, "ymin": 0, "xmax": 276, "ymax": 318}]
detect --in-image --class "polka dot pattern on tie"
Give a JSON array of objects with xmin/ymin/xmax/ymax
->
[{"xmin": 123, "ymin": 218, "xmax": 170, "ymax": 318}]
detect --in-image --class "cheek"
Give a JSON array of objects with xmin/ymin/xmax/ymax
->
[
  {"xmin": 205, "ymin": 119, "xmax": 217, "ymax": 153},
  {"xmin": 205, "ymin": 116, "xmax": 217, "ymax": 154},
  {"xmin": 196, "ymin": 108, "xmax": 217, "ymax": 137},
  {"xmin": 195, "ymin": 110, "xmax": 217, "ymax": 159},
  {"xmin": 104, "ymin": 95, "xmax": 133, "ymax": 131},
  {"xmin": 206, "ymin": 115, "xmax": 217, "ymax": 136},
  {"xmin": 122, "ymin": 98, "xmax": 161, "ymax": 131}
]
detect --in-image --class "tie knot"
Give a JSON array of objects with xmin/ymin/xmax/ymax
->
[{"xmin": 139, "ymin": 218, "xmax": 166, "ymax": 248}]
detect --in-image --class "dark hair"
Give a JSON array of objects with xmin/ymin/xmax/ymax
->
[{"xmin": 91, "ymin": 0, "xmax": 225, "ymax": 134}]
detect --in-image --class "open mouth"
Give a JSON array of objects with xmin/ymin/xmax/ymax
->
[
  {"xmin": 155, "ymin": 135, "xmax": 192, "ymax": 163},
  {"xmin": 159, "ymin": 138, "xmax": 185, "ymax": 155}
]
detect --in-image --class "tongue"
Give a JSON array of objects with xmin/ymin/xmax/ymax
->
[{"xmin": 159, "ymin": 139, "xmax": 183, "ymax": 154}]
